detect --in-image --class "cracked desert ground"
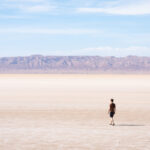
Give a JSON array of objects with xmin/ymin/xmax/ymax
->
[{"xmin": 0, "ymin": 74, "xmax": 150, "ymax": 150}]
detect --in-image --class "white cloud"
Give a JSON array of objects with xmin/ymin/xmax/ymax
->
[
  {"xmin": 6, "ymin": 0, "xmax": 45, "ymax": 2},
  {"xmin": 77, "ymin": 0, "xmax": 150, "ymax": 15},
  {"xmin": 18, "ymin": 5, "xmax": 54, "ymax": 13},
  {"xmin": 1, "ymin": 0, "xmax": 55, "ymax": 13},
  {"xmin": 4, "ymin": 0, "xmax": 150, "ymax": 15},
  {"xmin": 0, "ymin": 28, "xmax": 101, "ymax": 35},
  {"xmin": 0, "ymin": 15, "xmax": 24, "ymax": 19}
]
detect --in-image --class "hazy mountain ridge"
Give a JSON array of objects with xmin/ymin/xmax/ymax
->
[{"xmin": 0, "ymin": 55, "xmax": 150, "ymax": 73}]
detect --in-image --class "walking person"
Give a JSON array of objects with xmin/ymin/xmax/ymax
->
[{"xmin": 108, "ymin": 99, "xmax": 116, "ymax": 126}]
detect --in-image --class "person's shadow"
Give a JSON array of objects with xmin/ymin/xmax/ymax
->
[{"xmin": 116, "ymin": 124, "xmax": 145, "ymax": 126}]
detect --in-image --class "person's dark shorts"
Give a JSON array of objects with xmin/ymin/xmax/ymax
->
[{"xmin": 110, "ymin": 112, "xmax": 115, "ymax": 118}]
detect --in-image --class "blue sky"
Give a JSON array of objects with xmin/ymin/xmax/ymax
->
[{"xmin": 0, "ymin": 0, "xmax": 150, "ymax": 57}]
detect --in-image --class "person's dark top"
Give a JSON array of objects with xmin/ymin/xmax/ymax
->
[{"xmin": 110, "ymin": 103, "xmax": 116, "ymax": 112}]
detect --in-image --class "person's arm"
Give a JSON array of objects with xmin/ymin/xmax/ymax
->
[{"xmin": 114, "ymin": 104, "xmax": 116, "ymax": 113}]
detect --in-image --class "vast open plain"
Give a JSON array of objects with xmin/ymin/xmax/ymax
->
[{"xmin": 0, "ymin": 74, "xmax": 150, "ymax": 150}]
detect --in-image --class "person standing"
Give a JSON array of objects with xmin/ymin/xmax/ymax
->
[{"xmin": 108, "ymin": 99, "xmax": 116, "ymax": 126}]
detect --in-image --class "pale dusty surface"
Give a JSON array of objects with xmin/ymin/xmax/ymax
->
[{"xmin": 0, "ymin": 74, "xmax": 150, "ymax": 150}]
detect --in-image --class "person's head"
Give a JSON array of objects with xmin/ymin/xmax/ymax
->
[{"xmin": 111, "ymin": 99, "xmax": 114, "ymax": 103}]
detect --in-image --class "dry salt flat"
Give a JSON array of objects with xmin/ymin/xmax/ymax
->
[{"xmin": 0, "ymin": 74, "xmax": 150, "ymax": 150}]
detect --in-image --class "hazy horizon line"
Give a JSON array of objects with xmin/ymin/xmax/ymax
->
[{"xmin": 1, "ymin": 54, "xmax": 150, "ymax": 58}]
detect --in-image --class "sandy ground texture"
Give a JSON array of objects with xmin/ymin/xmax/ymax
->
[{"xmin": 0, "ymin": 74, "xmax": 150, "ymax": 150}]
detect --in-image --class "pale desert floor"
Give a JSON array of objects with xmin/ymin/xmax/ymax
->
[{"xmin": 0, "ymin": 74, "xmax": 150, "ymax": 150}]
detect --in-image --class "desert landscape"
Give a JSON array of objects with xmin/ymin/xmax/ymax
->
[{"xmin": 0, "ymin": 74, "xmax": 150, "ymax": 150}]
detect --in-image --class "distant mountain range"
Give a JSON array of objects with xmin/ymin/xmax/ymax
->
[{"xmin": 0, "ymin": 55, "xmax": 150, "ymax": 73}]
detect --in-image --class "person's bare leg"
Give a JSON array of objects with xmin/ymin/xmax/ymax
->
[
  {"xmin": 112, "ymin": 118, "xmax": 115, "ymax": 126},
  {"xmin": 109, "ymin": 120, "xmax": 111, "ymax": 125},
  {"xmin": 110, "ymin": 118, "xmax": 113, "ymax": 125}
]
